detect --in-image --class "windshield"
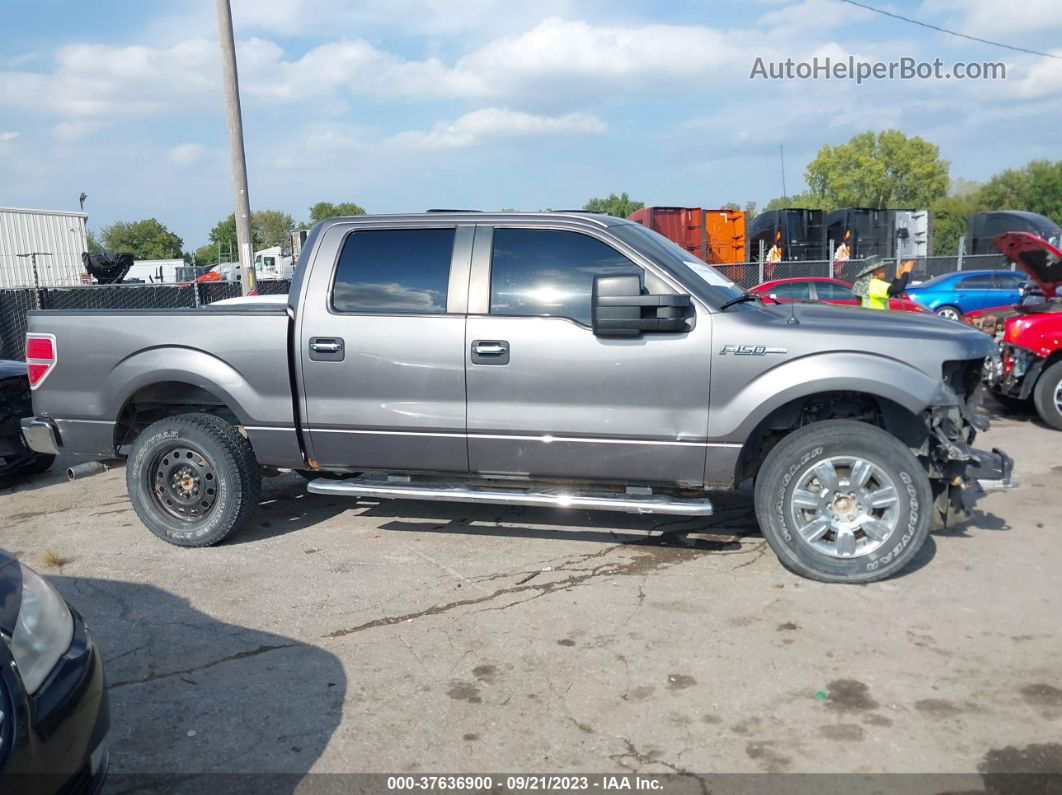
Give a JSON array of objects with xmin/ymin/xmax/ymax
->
[{"xmin": 611, "ymin": 223, "xmax": 745, "ymax": 306}]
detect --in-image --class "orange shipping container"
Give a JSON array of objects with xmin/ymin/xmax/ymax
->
[{"xmin": 703, "ymin": 209, "xmax": 746, "ymax": 265}]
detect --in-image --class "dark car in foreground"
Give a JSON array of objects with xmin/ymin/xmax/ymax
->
[
  {"xmin": 0, "ymin": 551, "xmax": 109, "ymax": 793},
  {"xmin": 1, "ymin": 360, "xmax": 54, "ymax": 479}
]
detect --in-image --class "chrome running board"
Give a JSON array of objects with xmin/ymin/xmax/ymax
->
[{"xmin": 306, "ymin": 474, "xmax": 713, "ymax": 516}]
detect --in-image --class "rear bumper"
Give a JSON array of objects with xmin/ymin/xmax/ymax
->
[{"xmin": 21, "ymin": 417, "xmax": 61, "ymax": 456}]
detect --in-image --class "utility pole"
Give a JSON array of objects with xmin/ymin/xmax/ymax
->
[
  {"xmin": 215, "ymin": 0, "xmax": 256, "ymax": 295},
  {"xmin": 17, "ymin": 252, "xmax": 52, "ymax": 309}
]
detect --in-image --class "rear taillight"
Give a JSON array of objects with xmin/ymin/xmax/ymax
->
[{"xmin": 25, "ymin": 333, "xmax": 56, "ymax": 389}]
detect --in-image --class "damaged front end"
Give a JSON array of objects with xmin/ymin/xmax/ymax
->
[{"xmin": 922, "ymin": 359, "xmax": 1015, "ymax": 528}]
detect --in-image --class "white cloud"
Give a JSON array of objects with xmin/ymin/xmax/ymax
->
[
  {"xmin": 0, "ymin": 18, "xmax": 750, "ymax": 123},
  {"xmin": 52, "ymin": 121, "xmax": 105, "ymax": 140},
  {"xmin": 920, "ymin": 0, "xmax": 1062, "ymax": 37},
  {"xmin": 168, "ymin": 143, "xmax": 209, "ymax": 165},
  {"xmin": 393, "ymin": 108, "xmax": 606, "ymax": 149},
  {"xmin": 0, "ymin": 131, "xmax": 18, "ymax": 141}
]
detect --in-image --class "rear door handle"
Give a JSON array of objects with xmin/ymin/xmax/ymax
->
[
  {"xmin": 471, "ymin": 340, "xmax": 509, "ymax": 365},
  {"xmin": 309, "ymin": 337, "xmax": 344, "ymax": 361}
]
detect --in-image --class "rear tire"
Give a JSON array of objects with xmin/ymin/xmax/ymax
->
[
  {"xmin": 935, "ymin": 305, "xmax": 962, "ymax": 321},
  {"xmin": 753, "ymin": 420, "xmax": 932, "ymax": 583},
  {"xmin": 1032, "ymin": 361, "xmax": 1062, "ymax": 431},
  {"xmin": 127, "ymin": 413, "xmax": 260, "ymax": 547}
]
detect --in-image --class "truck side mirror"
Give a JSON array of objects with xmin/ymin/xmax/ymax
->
[{"xmin": 591, "ymin": 274, "xmax": 692, "ymax": 338}]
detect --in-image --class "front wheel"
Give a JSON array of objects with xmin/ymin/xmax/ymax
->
[
  {"xmin": 753, "ymin": 420, "xmax": 932, "ymax": 583},
  {"xmin": 127, "ymin": 413, "xmax": 261, "ymax": 547},
  {"xmin": 1032, "ymin": 361, "xmax": 1062, "ymax": 431},
  {"xmin": 935, "ymin": 305, "xmax": 963, "ymax": 321}
]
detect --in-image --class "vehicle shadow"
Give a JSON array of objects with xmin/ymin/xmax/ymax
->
[
  {"xmin": 50, "ymin": 576, "xmax": 346, "ymax": 794},
  {"xmin": 228, "ymin": 475, "xmax": 351, "ymax": 545},
  {"xmin": 353, "ymin": 487, "xmax": 761, "ymax": 550}
]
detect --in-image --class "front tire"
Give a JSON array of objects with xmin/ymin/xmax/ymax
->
[
  {"xmin": 1032, "ymin": 361, "xmax": 1062, "ymax": 431},
  {"xmin": 127, "ymin": 413, "xmax": 260, "ymax": 547},
  {"xmin": 753, "ymin": 420, "xmax": 932, "ymax": 583},
  {"xmin": 935, "ymin": 305, "xmax": 963, "ymax": 321}
]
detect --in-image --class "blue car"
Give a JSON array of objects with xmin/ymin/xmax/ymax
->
[{"xmin": 905, "ymin": 269, "xmax": 1027, "ymax": 320}]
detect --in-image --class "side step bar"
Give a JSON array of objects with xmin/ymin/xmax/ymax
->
[{"xmin": 306, "ymin": 474, "xmax": 714, "ymax": 516}]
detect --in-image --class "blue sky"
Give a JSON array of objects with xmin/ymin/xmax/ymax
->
[{"xmin": 1, "ymin": 0, "xmax": 1060, "ymax": 251}]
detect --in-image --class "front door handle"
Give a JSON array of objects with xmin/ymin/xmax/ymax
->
[
  {"xmin": 309, "ymin": 336, "xmax": 345, "ymax": 361},
  {"xmin": 471, "ymin": 340, "xmax": 509, "ymax": 365}
]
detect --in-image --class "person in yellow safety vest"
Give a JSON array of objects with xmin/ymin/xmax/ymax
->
[{"xmin": 854, "ymin": 255, "xmax": 916, "ymax": 310}]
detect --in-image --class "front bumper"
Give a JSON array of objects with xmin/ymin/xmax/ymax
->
[
  {"xmin": 2, "ymin": 608, "xmax": 110, "ymax": 794},
  {"xmin": 20, "ymin": 417, "xmax": 60, "ymax": 456}
]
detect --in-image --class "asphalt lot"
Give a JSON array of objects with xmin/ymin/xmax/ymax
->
[{"xmin": 2, "ymin": 406, "xmax": 1061, "ymax": 791}]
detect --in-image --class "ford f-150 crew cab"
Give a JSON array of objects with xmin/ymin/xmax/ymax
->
[{"xmin": 21, "ymin": 212, "xmax": 1012, "ymax": 582}]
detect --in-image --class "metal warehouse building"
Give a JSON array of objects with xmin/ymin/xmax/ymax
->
[{"xmin": 0, "ymin": 206, "xmax": 88, "ymax": 288}]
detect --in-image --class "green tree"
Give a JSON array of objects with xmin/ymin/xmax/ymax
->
[
  {"xmin": 929, "ymin": 193, "xmax": 981, "ymax": 256},
  {"xmin": 309, "ymin": 201, "xmax": 367, "ymax": 224},
  {"xmin": 100, "ymin": 218, "xmax": 183, "ymax": 259},
  {"xmin": 762, "ymin": 192, "xmax": 829, "ymax": 212},
  {"xmin": 254, "ymin": 209, "xmax": 295, "ymax": 247},
  {"xmin": 85, "ymin": 230, "xmax": 104, "ymax": 254},
  {"xmin": 203, "ymin": 210, "xmax": 296, "ymax": 259},
  {"xmin": 804, "ymin": 130, "xmax": 949, "ymax": 209},
  {"xmin": 582, "ymin": 192, "xmax": 644, "ymax": 218},
  {"xmin": 977, "ymin": 160, "xmax": 1062, "ymax": 222}
]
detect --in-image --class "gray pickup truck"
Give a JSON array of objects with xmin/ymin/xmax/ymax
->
[{"xmin": 22, "ymin": 212, "xmax": 1011, "ymax": 582}]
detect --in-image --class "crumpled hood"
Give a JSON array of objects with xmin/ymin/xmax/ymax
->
[{"xmin": 993, "ymin": 232, "xmax": 1061, "ymax": 298}]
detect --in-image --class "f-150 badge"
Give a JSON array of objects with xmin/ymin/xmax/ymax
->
[{"xmin": 719, "ymin": 345, "xmax": 787, "ymax": 355}]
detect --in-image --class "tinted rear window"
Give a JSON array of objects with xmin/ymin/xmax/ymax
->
[{"xmin": 332, "ymin": 228, "xmax": 454, "ymax": 314}]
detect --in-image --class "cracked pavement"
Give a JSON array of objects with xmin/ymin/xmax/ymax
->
[{"xmin": 1, "ymin": 417, "xmax": 1060, "ymax": 784}]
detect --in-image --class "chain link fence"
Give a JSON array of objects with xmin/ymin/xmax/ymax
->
[
  {"xmin": 0, "ymin": 280, "xmax": 290, "ymax": 361},
  {"xmin": 717, "ymin": 253, "xmax": 1015, "ymax": 289}
]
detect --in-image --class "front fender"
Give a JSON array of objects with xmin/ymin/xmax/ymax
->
[{"xmin": 708, "ymin": 351, "xmax": 945, "ymax": 441}]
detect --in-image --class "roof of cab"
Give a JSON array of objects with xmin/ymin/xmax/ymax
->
[{"xmin": 315, "ymin": 211, "xmax": 628, "ymax": 229}]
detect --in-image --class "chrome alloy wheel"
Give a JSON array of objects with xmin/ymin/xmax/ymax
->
[
  {"xmin": 1055, "ymin": 379, "xmax": 1062, "ymax": 415},
  {"xmin": 788, "ymin": 456, "xmax": 900, "ymax": 558}
]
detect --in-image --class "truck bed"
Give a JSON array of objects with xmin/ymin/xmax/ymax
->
[{"xmin": 26, "ymin": 307, "xmax": 300, "ymax": 466}]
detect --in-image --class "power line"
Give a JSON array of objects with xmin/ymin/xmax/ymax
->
[{"xmin": 837, "ymin": 0, "xmax": 1062, "ymax": 60}]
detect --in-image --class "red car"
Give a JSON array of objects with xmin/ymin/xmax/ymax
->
[
  {"xmin": 748, "ymin": 277, "xmax": 927, "ymax": 312},
  {"xmin": 986, "ymin": 232, "xmax": 1062, "ymax": 429}
]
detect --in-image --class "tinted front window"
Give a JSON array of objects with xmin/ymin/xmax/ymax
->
[
  {"xmin": 490, "ymin": 229, "xmax": 641, "ymax": 324},
  {"xmin": 815, "ymin": 282, "xmax": 854, "ymax": 300},
  {"xmin": 956, "ymin": 274, "xmax": 995, "ymax": 289},
  {"xmin": 333, "ymin": 228, "xmax": 453, "ymax": 314}
]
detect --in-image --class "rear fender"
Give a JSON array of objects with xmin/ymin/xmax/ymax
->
[{"xmin": 106, "ymin": 347, "xmax": 262, "ymax": 425}]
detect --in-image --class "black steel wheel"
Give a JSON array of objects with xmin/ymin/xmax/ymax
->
[{"xmin": 127, "ymin": 413, "xmax": 260, "ymax": 547}]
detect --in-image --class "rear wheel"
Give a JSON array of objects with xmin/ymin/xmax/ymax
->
[
  {"xmin": 753, "ymin": 420, "xmax": 932, "ymax": 583},
  {"xmin": 935, "ymin": 305, "xmax": 962, "ymax": 321},
  {"xmin": 1032, "ymin": 361, "xmax": 1062, "ymax": 431},
  {"xmin": 127, "ymin": 413, "xmax": 260, "ymax": 547}
]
